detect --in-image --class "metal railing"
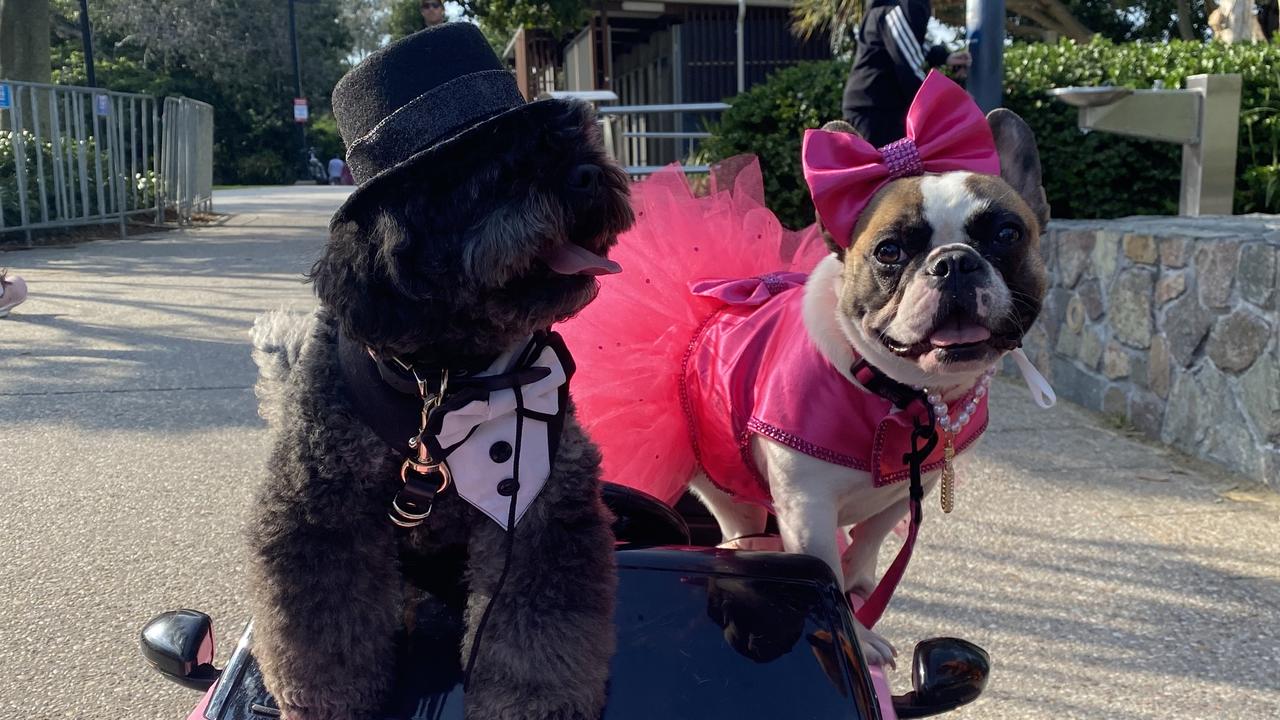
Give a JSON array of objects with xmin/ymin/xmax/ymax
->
[
  {"xmin": 160, "ymin": 97, "xmax": 214, "ymax": 223},
  {"xmin": 0, "ymin": 79, "xmax": 161, "ymax": 240},
  {"xmin": 597, "ymin": 102, "xmax": 730, "ymax": 176},
  {"xmin": 548, "ymin": 91, "xmax": 731, "ymax": 176}
]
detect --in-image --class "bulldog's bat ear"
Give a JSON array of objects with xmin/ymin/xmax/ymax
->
[
  {"xmin": 813, "ymin": 120, "xmax": 859, "ymax": 257},
  {"xmin": 820, "ymin": 119, "xmax": 860, "ymax": 136},
  {"xmin": 987, "ymin": 109, "xmax": 1050, "ymax": 232}
]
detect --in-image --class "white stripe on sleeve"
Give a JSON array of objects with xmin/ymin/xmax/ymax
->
[
  {"xmin": 887, "ymin": 7, "xmax": 926, "ymax": 69},
  {"xmin": 886, "ymin": 6, "xmax": 926, "ymax": 79}
]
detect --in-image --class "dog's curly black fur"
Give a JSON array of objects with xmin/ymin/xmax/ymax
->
[{"xmin": 247, "ymin": 99, "xmax": 634, "ymax": 720}]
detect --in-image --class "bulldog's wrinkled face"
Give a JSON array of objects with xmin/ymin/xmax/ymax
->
[{"xmin": 827, "ymin": 110, "xmax": 1050, "ymax": 390}]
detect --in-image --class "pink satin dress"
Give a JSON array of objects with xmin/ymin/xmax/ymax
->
[{"xmin": 559, "ymin": 158, "xmax": 985, "ymax": 508}]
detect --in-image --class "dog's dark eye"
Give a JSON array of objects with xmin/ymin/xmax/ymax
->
[
  {"xmin": 874, "ymin": 242, "xmax": 904, "ymax": 265},
  {"xmin": 995, "ymin": 225, "xmax": 1022, "ymax": 246}
]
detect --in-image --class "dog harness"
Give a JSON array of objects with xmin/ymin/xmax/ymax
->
[
  {"xmin": 682, "ymin": 273, "xmax": 989, "ymax": 509},
  {"xmin": 338, "ymin": 330, "xmax": 572, "ymax": 530}
]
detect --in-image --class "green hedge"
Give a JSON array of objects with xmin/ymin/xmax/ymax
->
[
  {"xmin": 234, "ymin": 149, "xmax": 296, "ymax": 186},
  {"xmin": 702, "ymin": 39, "xmax": 1280, "ymax": 229},
  {"xmin": 699, "ymin": 60, "xmax": 850, "ymax": 231},
  {"xmin": 1, "ymin": 130, "xmax": 158, "ymax": 228}
]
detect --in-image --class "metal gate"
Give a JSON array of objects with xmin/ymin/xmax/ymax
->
[
  {"xmin": 0, "ymin": 80, "xmax": 161, "ymax": 241},
  {"xmin": 160, "ymin": 97, "xmax": 214, "ymax": 223},
  {"xmin": 0, "ymin": 80, "xmax": 215, "ymax": 241}
]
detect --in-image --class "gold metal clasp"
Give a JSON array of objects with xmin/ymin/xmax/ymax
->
[{"xmin": 390, "ymin": 368, "xmax": 452, "ymax": 528}]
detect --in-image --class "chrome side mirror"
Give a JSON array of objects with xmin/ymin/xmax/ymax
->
[
  {"xmin": 140, "ymin": 609, "xmax": 223, "ymax": 691},
  {"xmin": 892, "ymin": 637, "xmax": 990, "ymax": 718}
]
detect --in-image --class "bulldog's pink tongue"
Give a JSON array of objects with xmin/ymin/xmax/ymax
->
[
  {"xmin": 540, "ymin": 244, "xmax": 622, "ymax": 276},
  {"xmin": 930, "ymin": 323, "xmax": 992, "ymax": 347}
]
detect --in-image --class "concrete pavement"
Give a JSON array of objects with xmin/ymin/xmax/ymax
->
[
  {"xmin": 0, "ymin": 187, "xmax": 347, "ymax": 719},
  {"xmin": 1, "ymin": 185, "xmax": 1276, "ymax": 719}
]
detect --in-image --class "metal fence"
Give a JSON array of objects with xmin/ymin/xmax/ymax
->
[
  {"xmin": 596, "ymin": 102, "xmax": 731, "ymax": 176},
  {"xmin": 0, "ymin": 79, "xmax": 161, "ymax": 240},
  {"xmin": 160, "ymin": 97, "xmax": 214, "ymax": 223},
  {"xmin": 0, "ymin": 81, "xmax": 215, "ymax": 241}
]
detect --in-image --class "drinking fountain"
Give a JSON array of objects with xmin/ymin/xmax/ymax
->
[{"xmin": 1048, "ymin": 74, "xmax": 1242, "ymax": 216}]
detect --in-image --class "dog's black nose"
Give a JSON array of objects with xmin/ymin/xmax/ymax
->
[
  {"xmin": 568, "ymin": 164, "xmax": 603, "ymax": 194},
  {"xmin": 926, "ymin": 249, "xmax": 982, "ymax": 277}
]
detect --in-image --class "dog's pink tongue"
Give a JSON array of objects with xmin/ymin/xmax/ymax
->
[
  {"xmin": 930, "ymin": 323, "xmax": 992, "ymax": 347},
  {"xmin": 540, "ymin": 244, "xmax": 622, "ymax": 276}
]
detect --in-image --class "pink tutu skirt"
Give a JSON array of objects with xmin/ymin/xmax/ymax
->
[{"xmin": 559, "ymin": 157, "xmax": 829, "ymax": 504}]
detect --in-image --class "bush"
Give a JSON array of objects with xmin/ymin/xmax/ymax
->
[
  {"xmin": 1, "ymin": 130, "xmax": 159, "ymax": 228},
  {"xmin": 700, "ymin": 60, "xmax": 849, "ymax": 230},
  {"xmin": 308, "ymin": 113, "xmax": 346, "ymax": 167},
  {"xmin": 703, "ymin": 38, "xmax": 1280, "ymax": 228},
  {"xmin": 1002, "ymin": 38, "xmax": 1280, "ymax": 218},
  {"xmin": 235, "ymin": 149, "xmax": 295, "ymax": 186}
]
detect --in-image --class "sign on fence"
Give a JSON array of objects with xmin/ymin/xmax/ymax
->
[
  {"xmin": 95, "ymin": 94, "xmax": 111, "ymax": 116},
  {"xmin": 293, "ymin": 98, "xmax": 309, "ymax": 123},
  {"xmin": 0, "ymin": 84, "xmax": 10, "ymax": 110}
]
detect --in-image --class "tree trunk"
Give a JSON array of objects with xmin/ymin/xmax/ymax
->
[
  {"xmin": 0, "ymin": 0, "xmax": 51, "ymax": 133},
  {"xmin": 1039, "ymin": 0, "xmax": 1094, "ymax": 41},
  {"xmin": 1007, "ymin": 21, "xmax": 1051, "ymax": 40},
  {"xmin": 0, "ymin": 0, "xmax": 51, "ymax": 83},
  {"xmin": 1006, "ymin": 0, "xmax": 1093, "ymax": 42},
  {"xmin": 1176, "ymin": 0, "xmax": 1196, "ymax": 39}
]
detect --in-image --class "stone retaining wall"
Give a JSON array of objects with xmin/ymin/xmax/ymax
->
[{"xmin": 1019, "ymin": 215, "xmax": 1279, "ymax": 489}]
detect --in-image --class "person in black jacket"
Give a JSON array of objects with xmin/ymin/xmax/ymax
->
[{"xmin": 842, "ymin": 0, "xmax": 971, "ymax": 146}]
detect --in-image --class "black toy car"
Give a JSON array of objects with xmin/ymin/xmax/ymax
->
[{"xmin": 142, "ymin": 485, "xmax": 988, "ymax": 719}]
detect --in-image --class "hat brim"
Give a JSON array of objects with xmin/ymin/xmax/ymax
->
[{"xmin": 329, "ymin": 98, "xmax": 584, "ymax": 229}]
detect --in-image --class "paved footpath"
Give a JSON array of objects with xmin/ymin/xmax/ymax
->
[{"xmin": 0, "ymin": 186, "xmax": 1276, "ymax": 719}]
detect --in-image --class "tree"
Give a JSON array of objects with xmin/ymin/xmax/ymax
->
[
  {"xmin": 994, "ymin": 0, "xmax": 1095, "ymax": 41},
  {"xmin": 71, "ymin": 0, "xmax": 350, "ymax": 93},
  {"xmin": 48, "ymin": 0, "xmax": 355, "ymax": 183},
  {"xmin": 345, "ymin": 0, "xmax": 393, "ymax": 59},
  {"xmin": 455, "ymin": 0, "xmax": 589, "ymax": 42},
  {"xmin": 792, "ymin": 0, "xmax": 1211, "ymax": 44},
  {"xmin": 388, "ymin": 0, "xmax": 423, "ymax": 40},
  {"xmin": 0, "ymin": 0, "xmax": 51, "ymax": 83},
  {"xmin": 791, "ymin": 0, "xmax": 861, "ymax": 41},
  {"xmin": 0, "ymin": 0, "xmax": 51, "ymax": 132}
]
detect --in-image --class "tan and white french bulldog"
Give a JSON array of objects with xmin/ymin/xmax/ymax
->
[{"xmin": 690, "ymin": 109, "xmax": 1050, "ymax": 666}]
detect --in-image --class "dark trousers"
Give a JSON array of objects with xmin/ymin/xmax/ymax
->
[{"xmin": 842, "ymin": 106, "xmax": 908, "ymax": 148}]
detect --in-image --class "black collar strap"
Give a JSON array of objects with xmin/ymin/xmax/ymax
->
[
  {"xmin": 367, "ymin": 348, "xmax": 499, "ymax": 398},
  {"xmin": 338, "ymin": 331, "xmax": 425, "ymax": 455},
  {"xmin": 338, "ymin": 329, "xmax": 574, "ymax": 460},
  {"xmin": 370, "ymin": 352, "xmax": 428, "ymax": 397},
  {"xmin": 850, "ymin": 357, "xmax": 926, "ymax": 411}
]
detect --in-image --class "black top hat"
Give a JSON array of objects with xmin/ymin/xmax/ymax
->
[{"xmin": 329, "ymin": 23, "xmax": 565, "ymax": 222}]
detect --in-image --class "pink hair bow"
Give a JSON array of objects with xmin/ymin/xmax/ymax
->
[{"xmin": 802, "ymin": 71, "xmax": 1001, "ymax": 248}]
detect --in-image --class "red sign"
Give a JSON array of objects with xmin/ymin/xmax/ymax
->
[{"xmin": 293, "ymin": 98, "xmax": 309, "ymax": 124}]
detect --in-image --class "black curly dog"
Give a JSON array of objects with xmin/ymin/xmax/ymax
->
[{"xmin": 246, "ymin": 97, "xmax": 634, "ymax": 720}]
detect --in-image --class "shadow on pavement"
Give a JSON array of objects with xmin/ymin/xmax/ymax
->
[{"xmin": 895, "ymin": 519, "xmax": 1280, "ymax": 693}]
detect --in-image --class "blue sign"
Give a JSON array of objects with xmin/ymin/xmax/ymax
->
[
  {"xmin": 95, "ymin": 94, "xmax": 111, "ymax": 116},
  {"xmin": 0, "ymin": 84, "xmax": 11, "ymax": 110}
]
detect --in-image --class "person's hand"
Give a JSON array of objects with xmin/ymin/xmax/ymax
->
[{"xmin": 946, "ymin": 50, "xmax": 971, "ymax": 79}]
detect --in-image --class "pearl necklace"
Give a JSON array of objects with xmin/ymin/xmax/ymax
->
[{"xmin": 920, "ymin": 366, "xmax": 996, "ymax": 514}]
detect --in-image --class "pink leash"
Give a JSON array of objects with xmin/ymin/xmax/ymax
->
[
  {"xmin": 852, "ymin": 403, "xmax": 934, "ymax": 629},
  {"xmin": 853, "ymin": 493, "xmax": 921, "ymax": 628}
]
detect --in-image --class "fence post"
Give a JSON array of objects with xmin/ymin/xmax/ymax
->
[
  {"xmin": 10, "ymin": 86, "xmax": 33, "ymax": 245},
  {"xmin": 151, "ymin": 96, "xmax": 161, "ymax": 224}
]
